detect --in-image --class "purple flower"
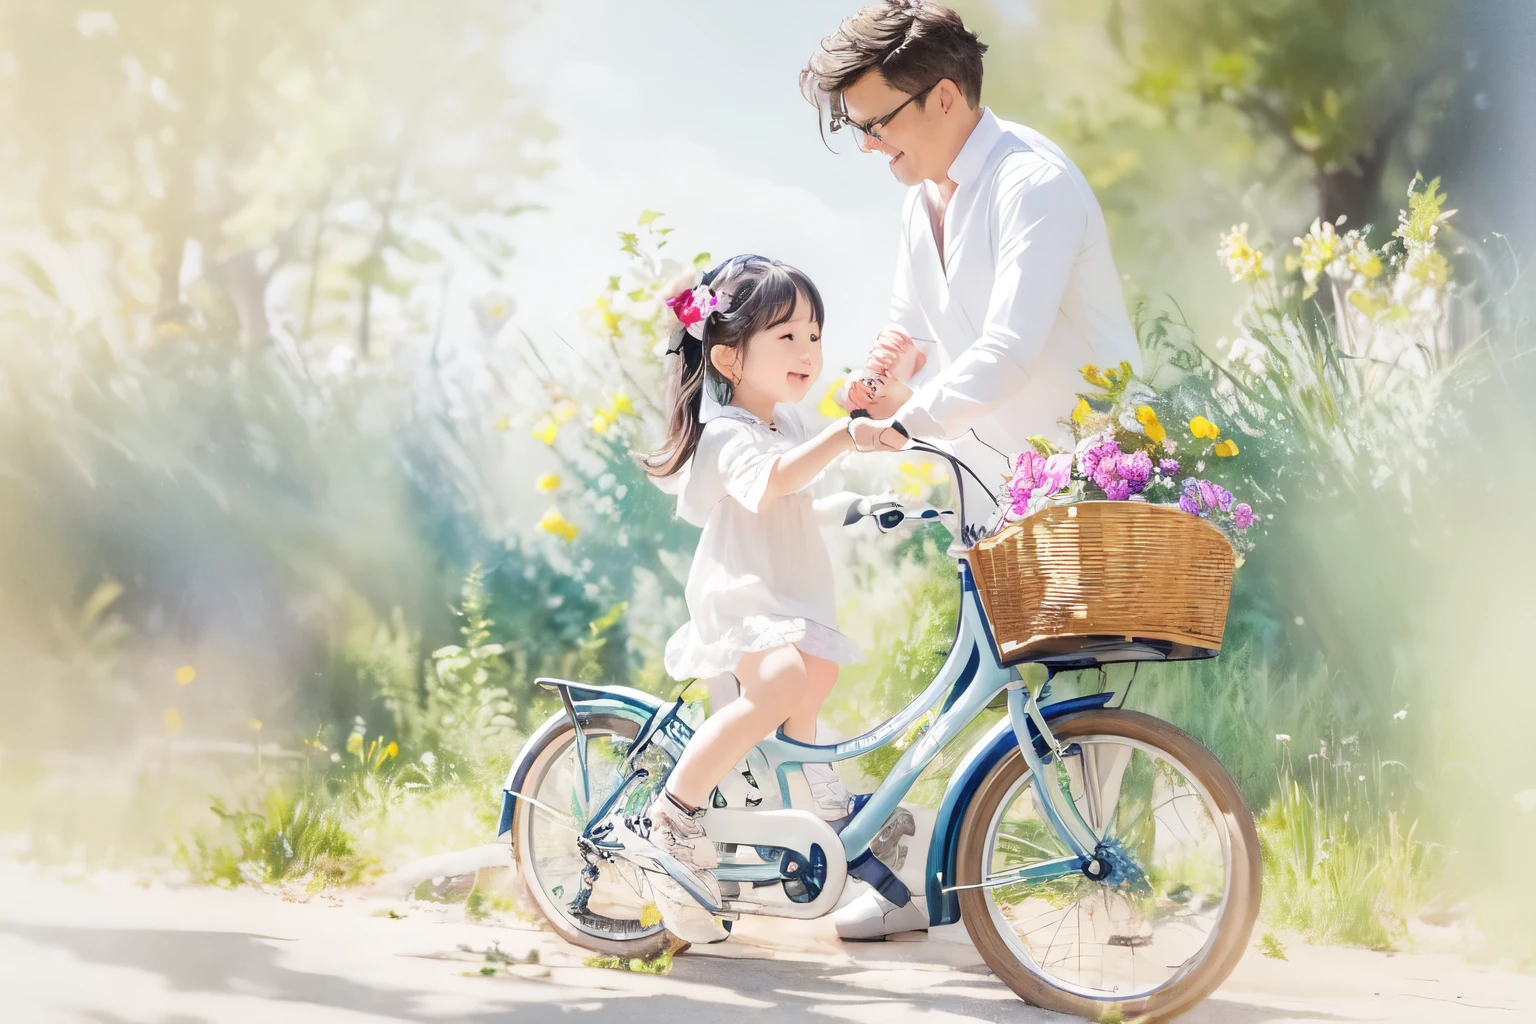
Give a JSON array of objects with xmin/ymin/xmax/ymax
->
[
  {"xmin": 1078, "ymin": 437, "xmax": 1118, "ymax": 485},
  {"xmin": 1232, "ymin": 503, "xmax": 1255, "ymax": 529},
  {"xmin": 1159, "ymin": 458, "xmax": 1180, "ymax": 474},
  {"xmin": 1197, "ymin": 479, "xmax": 1220, "ymax": 512},
  {"xmin": 1104, "ymin": 478, "xmax": 1132, "ymax": 501},
  {"xmin": 1179, "ymin": 492, "xmax": 1203, "ymax": 516},
  {"xmin": 1119, "ymin": 450, "xmax": 1153, "ymax": 487}
]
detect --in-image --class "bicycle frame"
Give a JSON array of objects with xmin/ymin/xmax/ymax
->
[{"xmin": 498, "ymin": 441, "xmax": 1120, "ymax": 926}]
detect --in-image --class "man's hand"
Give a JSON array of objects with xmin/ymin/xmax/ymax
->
[
  {"xmin": 855, "ymin": 377, "xmax": 912, "ymax": 420},
  {"xmin": 848, "ymin": 417, "xmax": 909, "ymax": 453},
  {"xmin": 867, "ymin": 325, "xmax": 926, "ymax": 383}
]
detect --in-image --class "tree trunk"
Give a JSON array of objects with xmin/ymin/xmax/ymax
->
[{"xmin": 1318, "ymin": 148, "xmax": 1391, "ymax": 233}]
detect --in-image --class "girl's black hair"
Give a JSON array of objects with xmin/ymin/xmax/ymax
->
[{"xmin": 642, "ymin": 254, "xmax": 825, "ymax": 479}]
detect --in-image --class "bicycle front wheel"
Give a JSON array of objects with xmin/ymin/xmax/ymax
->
[{"xmin": 955, "ymin": 708, "xmax": 1260, "ymax": 1022}]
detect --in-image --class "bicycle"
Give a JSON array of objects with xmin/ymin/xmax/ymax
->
[{"xmin": 496, "ymin": 431, "xmax": 1261, "ymax": 1021}]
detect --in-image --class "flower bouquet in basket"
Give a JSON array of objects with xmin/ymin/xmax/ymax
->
[
  {"xmin": 993, "ymin": 361, "xmax": 1260, "ymax": 555},
  {"xmin": 969, "ymin": 361, "xmax": 1259, "ymax": 666}
]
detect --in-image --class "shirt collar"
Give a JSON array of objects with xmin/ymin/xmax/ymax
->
[
  {"xmin": 946, "ymin": 107, "xmax": 1003, "ymax": 188},
  {"xmin": 711, "ymin": 403, "xmax": 771, "ymax": 428}
]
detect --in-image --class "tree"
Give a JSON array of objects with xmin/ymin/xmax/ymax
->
[
  {"xmin": 0, "ymin": 1, "xmax": 550, "ymax": 352},
  {"xmin": 1106, "ymin": 0, "xmax": 1462, "ymax": 226}
]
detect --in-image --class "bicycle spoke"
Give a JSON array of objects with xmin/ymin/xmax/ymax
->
[{"xmin": 980, "ymin": 734, "xmax": 1234, "ymax": 1003}]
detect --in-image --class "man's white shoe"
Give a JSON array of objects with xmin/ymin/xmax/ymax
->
[{"xmin": 833, "ymin": 888, "xmax": 929, "ymax": 940}]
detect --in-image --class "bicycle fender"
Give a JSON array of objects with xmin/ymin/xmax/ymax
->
[
  {"xmin": 923, "ymin": 692, "xmax": 1115, "ymax": 926},
  {"xmin": 496, "ymin": 680, "xmax": 664, "ymax": 840}
]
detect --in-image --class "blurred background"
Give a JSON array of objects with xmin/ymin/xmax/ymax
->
[{"xmin": 1, "ymin": 0, "xmax": 1533, "ymax": 960}]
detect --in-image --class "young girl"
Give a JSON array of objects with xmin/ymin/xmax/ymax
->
[{"xmin": 637, "ymin": 254, "xmax": 904, "ymax": 940}]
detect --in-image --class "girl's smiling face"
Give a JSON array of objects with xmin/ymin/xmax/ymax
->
[{"xmin": 713, "ymin": 292, "xmax": 823, "ymax": 418}]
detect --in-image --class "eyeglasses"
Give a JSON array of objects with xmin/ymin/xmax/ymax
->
[{"xmin": 831, "ymin": 85, "xmax": 935, "ymax": 145}]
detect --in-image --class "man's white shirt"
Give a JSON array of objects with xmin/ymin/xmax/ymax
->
[{"xmin": 893, "ymin": 108, "xmax": 1141, "ymax": 456}]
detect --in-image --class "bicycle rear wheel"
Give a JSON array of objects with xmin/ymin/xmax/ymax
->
[
  {"xmin": 511, "ymin": 713, "xmax": 673, "ymax": 958},
  {"xmin": 956, "ymin": 708, "xmax": 1260, "ymax": 1021}
]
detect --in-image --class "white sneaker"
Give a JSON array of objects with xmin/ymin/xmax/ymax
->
[
  {"xmin": 648, "ymin": 873, "xmax": 729, "ymax": 944},
  {"xmin": 802, "ymin": 762, "xmax": 852, "ymax": 820},
  {"xmin": 832, "ymin": 888, "xmax": 929, "ymax": 941},
  {"xmin": 624, "ymin": 794, "xmax": 727, "ymax": 942}
]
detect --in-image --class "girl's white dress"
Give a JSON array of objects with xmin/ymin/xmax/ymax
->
[{"xmin": 660, "ymin": 402, "xmax": 863, "ymax": 680}]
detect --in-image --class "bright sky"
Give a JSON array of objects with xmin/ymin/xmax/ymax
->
[{"xmin": 503, "ymin": 0, "xmax": 900, "ymax": 374}]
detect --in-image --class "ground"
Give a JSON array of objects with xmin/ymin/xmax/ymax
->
[{"xmin": 1, "ymin": 858, "xmax": 1531, "ymax": 1024}]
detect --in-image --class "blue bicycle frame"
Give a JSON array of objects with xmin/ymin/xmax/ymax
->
[{"xmin": 498, "ymin": 444, "xmax": 1123, "ymax": 927}]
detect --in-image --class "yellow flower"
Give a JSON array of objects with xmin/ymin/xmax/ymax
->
[
  {"xmin": 551, "ymin": 400, "xmax": 578, "ymax": 423},
  {"xmin": 1134, "ymin": 406, "xmax": 1166, "ymax": 445},
  {"xmin": 162, "ymin": 708, "xmax": 182, "ymax": 736},
  {"xmin": 175, "ymin": 665, "xmax": 197, "ymax": 686},
  {"xmin": 609, "ymin": 392, "xmax": 633, "ymax": 416},
  {"xmin": 1071, "ymin": 398, "xmax": 1092, "ymax": 425},
  {"xmin": 535, "ymin": 472, "xmax": 561, "ymax": 493},
  {"xmin": 639, "ymin": 903, "xmax": 663, "ymax": 928},
  {"xmin": 539, "ymin": 508, "xmax": 579, "ymax": 542},
  {"xmin": 1217, "ymin": 223, "xmax": 1268, "ymax": 283},
  {"xmin": 249, "ymin": 718, "xmax": 262, "ymax": 731},
  {"xmin": 1293, "ymin": 217, "xmax": 1342, "ymax": 298},
  {"xmin": 384, "ymin": 741, "xmax": 399, "ymax": 759},
  {"xmin": 819, "ymin": 377, "xmax": 847, "ymax": 419},
  {"xmin": 1343, "ymin": 233, "xmax": 1384, "ymax": 280},
  {"xmin": 1213, "ymin": 438, "xmax": 1240, "ymax": 457},
  {"xmin": 531, "ymin": 418, "xmax": 559, "ymax": 445},
  {"xmin": 1188, "ymin": 416, "xmax": 1221, "ymax": 440},
  {"xmin": 898, "ymin": 459, "xmax": 941, "ymax": 499},
  {"xmin": 346, "ymin": 733, "xmax": 364, "ymax": 756},
  {"xmin": 678, "ymin": 679, "xmax": 711, "ymax": 703},
  {"xmin": 1079, "ymin": 364, "xmax": 1110, "ymax": 388},
  {"xmin": 492, "ymin": 414, "xmax": 510, "ymax": 432},
  {"xmin": 591, "ymin": 409, "xmax": 615, "ymax": 435},
  {"xmin": 591, "ymin": 295, "xmax": 622, "ymax": 337}
]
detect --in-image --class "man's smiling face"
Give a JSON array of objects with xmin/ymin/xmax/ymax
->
[{"xmin": 840, "ymin": 69, "xmax": 945, "ymax": 187}]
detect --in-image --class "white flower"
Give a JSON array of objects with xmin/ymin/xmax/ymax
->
[
  {"xmin": 1227, "ymin": 336, "xmax": 1268, "ymax": 376},
  {"xmin": 1275, "ymin": 734, "xmax": 1291, "ymax": 742},
  {"xmin": 1393, "ymin": 709, "xmax": 1408, "ymax": 721}
]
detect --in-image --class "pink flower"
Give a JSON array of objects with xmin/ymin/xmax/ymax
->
[
  {"xmin": 1103, "ymin": 478, "xmax": 1131, "ymax": 501},
  {"xmin": 1005, "ymin": 450, "xmax": 1074, "ymax": 517},
  {"xmin": 1159, "ymin": 458, "xmax": 1180, "ymax": 474},
  {"xmin": 1232, "ymin": 503, "xmax": 1255, "ymax": 529},
  {"xmin": 1039, "ymin": 452, "xmax": 1073, "ymax": 495},
  {"xmin": 666, "ymin": 284, "xmax": 727, "ymax": 339},
  {"xmin": 665, "ymin": 290, "xmax": 704, "ymax": 328}
]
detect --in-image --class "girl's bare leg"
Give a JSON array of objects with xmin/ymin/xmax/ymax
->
[{"xmin": 665, "ymin": 645, "xmax": 836, "ymax": 809}]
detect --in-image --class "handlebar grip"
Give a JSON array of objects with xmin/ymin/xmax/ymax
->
[
  {"xmin": 890, "ymin": 420, "xmax": 910, "ymax": 440},
  {"xmin": 849, "ymin": 408, "xmax": 871, "ymax": 420}
]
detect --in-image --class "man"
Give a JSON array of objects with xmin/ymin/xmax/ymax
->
[{"xmin": 800, "ymin": 1, "xmax": 1142, "ymax": 940}]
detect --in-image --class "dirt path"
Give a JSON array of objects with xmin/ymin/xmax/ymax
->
[{"xmin": 1, "ymin": 859, "xmax": 1530, "ymax": 1023}]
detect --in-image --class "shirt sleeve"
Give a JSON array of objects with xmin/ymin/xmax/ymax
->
[
  {"xmin": 889, "ymin": 188, "xmax": 942, "ymax": 383},
  {"xmin": 898, "ymin": 161, "xmax": 1087, "ymax": 441},
  {"xmin": 676, "ymin": 418, "xmax": 793, "ymax": 518}
]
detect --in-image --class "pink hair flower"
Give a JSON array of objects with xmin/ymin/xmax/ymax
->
[{"xmin": 666, "ymin": 283, "xmax": 730, "ymax": 340}]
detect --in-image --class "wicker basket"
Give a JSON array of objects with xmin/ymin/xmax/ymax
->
[{"xmin": 967, "ymin": 501, "xmax": 1235, "ymax": 667}]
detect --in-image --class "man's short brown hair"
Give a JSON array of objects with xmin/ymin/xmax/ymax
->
[{"xmin": 800, "ymin": 1, "xmax": 987, "ymax": 117}]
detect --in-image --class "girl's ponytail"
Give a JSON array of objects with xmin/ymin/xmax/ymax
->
[{"xmin": 643, "ymin": 324, "xmax": 711, "ymax": 479}]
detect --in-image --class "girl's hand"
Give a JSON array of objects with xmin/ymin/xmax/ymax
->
[
  {"xmin": 847, "ymin": 417, "xmax": 909, "ymax": 453},
  {"xmin": 866, "ymin": 325, "xmax": 925, "ymax": 383}
]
